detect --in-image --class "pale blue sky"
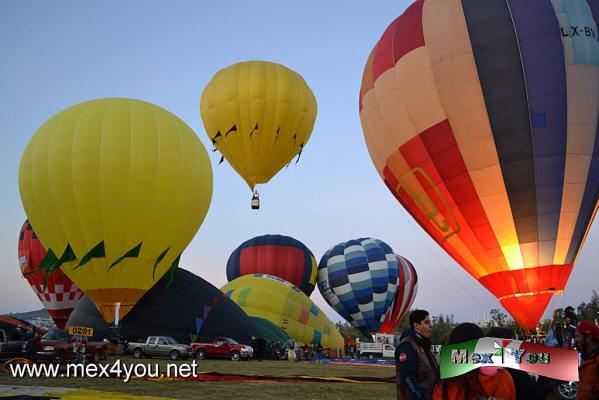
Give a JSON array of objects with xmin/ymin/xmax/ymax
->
[{"xmin": 1, "ymin": 1, "xmax": 597, "ymax": 325}]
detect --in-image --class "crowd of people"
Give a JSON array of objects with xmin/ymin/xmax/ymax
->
[
  {"xmin": 8, "ymin": 326, "xmax": 88, "ymax": 364},
  {"xmin": 248, "ymin": 337, "xmax": 325, "ymax": 362},
  {"xmin": 343, "ymin": 343, "xmax": 358, "ymax": 359},
  {"xmin": 394, "ymin": 309, "xmax": 599, "ymax": 400}
]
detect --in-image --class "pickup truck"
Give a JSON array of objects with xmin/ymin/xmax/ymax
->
[
  {"xmin": 35, "ymin": 329, "xmax": 107, "ymax": 364},
  {"xmin": 129, "ymin": 336, "xmax": 192, "ymax": 360},
  {"xmin": 0, "ymin": 329, "xmax": 27, "ymax": 359},
  {"xmin": 359, "ymin": 342, "xmax": 396, "ymax": 359},
  {"xmin": 191, "ymin": 337, "xmax": 253, "ymax": 361}
]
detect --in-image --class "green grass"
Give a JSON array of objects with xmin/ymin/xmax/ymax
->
[{"xmin": 0, "ymin": 356, "xmax": 397, "ymax": 399}]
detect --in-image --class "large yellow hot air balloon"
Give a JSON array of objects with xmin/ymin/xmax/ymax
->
[
  {"xmin": 19, "ymin": 98, "xmax": 213, "ymax": 323},
  {"xmin": 200, "ymin": 61, "xmax": 316, "ymax": 207},
  {"xmin": 222, "ymin": 274, "xmax": 344, "ymax": 350}
]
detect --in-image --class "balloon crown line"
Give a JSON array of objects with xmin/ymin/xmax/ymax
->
[{"xmin": 30, "ymin": 240, "xmax": 181, "ymax": 292}]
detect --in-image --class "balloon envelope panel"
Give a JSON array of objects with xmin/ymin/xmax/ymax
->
[
  {"xmin": 221, "ymin": 274, "xmax": 344, "ymax": 350},
  {"xmin": 249, "ymin": 316, "xmax": 291, "ymax": 344},
  {"xmin": 226, "ymin": 234, "xmax": 317, "ymax": 296},
  {"xmin": 359, "ymin": 0, "xmax": 599, "ymax": 329}
]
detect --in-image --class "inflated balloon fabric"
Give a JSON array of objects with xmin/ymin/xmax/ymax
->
[
  {"xmin": 19, "ymin": 98, "xmax": 213, "ymax": 323},
  {"xmin": 226, "ymin": 234, "xmax": 317, "ymax": 296},
  {"xmin": 359, "ymin": 0, "xmax": 599, "ymax": 329},
  {"xmin": 378, "ymin": 255, "xmax": 418, "ymax": 334},
  {"xmin": 200, "ymin": 61, "xmax": 317, "ymax": 190},
  {"xmin": 317, "ymin": 238, "xmax": 399, "ymax": 334},
  {"xmin": 18, "ymin": 220, "xmax": 83, "ymax": 329},
  {"xmin": 222, "ymin": 274, "xmax": 344, "ymax": 349}
]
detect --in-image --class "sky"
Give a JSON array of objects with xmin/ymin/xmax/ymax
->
[{"xmin": 1, "ymin": 0, "xmax": 598, "ymax": 326}]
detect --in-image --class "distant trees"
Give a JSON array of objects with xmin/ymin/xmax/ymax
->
[
  {"xmin": 334, "ymin": 289, "xmax": 598, "ymax": 344},
  {"xmin": 576, "ymin": 290, "xmax": 599, "ymax": 322},
  {"xmin": 488, "ymin": 309, "xmax": 509, "ymax": 328},
  {"xmin": 335, "ymin": 321, "xmax": 370, "ymax": 342},
  {"xmin": 431, "ymin": 314, "xmax": 454, "ymax": 345}
]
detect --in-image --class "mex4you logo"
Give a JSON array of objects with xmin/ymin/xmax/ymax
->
[
  {"xmin": 451, "ymin": 339, "xmax": 549, "ymax": 366},
  {"xmin": 439, "ymin": 337, "xmax": 579, "ymax": 382}
]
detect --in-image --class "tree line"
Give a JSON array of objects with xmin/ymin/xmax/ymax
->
[{"xmin": 336, "ymin": 290, "xmax": 599, "ymax": 345}]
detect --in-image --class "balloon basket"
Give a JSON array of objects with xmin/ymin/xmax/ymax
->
[{"xmin": 251, "ymin": 191, "xmax": 260, "ymax": 210}]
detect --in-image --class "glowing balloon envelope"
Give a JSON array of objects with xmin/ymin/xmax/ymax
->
[{"xmin": 359, "ymin": 0, "xmax": 599, "ymax": 329}]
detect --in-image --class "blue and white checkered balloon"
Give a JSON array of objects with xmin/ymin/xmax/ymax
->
[{"xmin": 317, "ymin": 238, "xmax": 399, "ymax": 334}]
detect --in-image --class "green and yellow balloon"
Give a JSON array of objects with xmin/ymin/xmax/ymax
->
[{"xmin": 19, "ymin": 98, "xmax": 213, "ymax": 323}]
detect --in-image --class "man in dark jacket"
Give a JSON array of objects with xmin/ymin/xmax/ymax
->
[
  {"xmin": 395, "ymin": 309, "xmax": 439, "ymax": 400},
  {"xmin": 564, "ymin": 306, "xmax": 578, "ymax": 349}
]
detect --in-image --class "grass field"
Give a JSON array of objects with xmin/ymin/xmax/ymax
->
[{"xmin": 0, "ymin": 356, "xmax": 398, "ymax": 399}]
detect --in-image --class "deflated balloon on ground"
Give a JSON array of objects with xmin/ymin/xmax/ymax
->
[{"xmin": 68, "ymin": 268, "xmax": 258, "ymax": 345}]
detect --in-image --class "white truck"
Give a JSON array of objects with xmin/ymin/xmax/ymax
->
[
  {"xmin": 374, "ymin": 333, "xmax": 396, "ymax": 345},
  {"xmin": 359, "ymin": 342, "xmax": 396, "ymax": 359}
]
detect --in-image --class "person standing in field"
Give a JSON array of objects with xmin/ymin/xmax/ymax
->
[
  {"xmin": 395, "ymin": 309, "xmax": 439, "ymax": 400},
  {"xmin": 293, "ymin": 340, "xmax": 301, "ymax": 362}
]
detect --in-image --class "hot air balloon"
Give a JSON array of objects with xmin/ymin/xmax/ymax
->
[
  {"xmin": 378, "ymin": 255, "xmax": 418, "ymax": 334},
  {"xmin": 68, "ymin": 268, "xmax": 258, "ymax": 345},
  {"xmin": 359, "ymin": 0, "xmax": 599, "ymax": 329},
  {"xmin": 222, "ymin": 274, "xmax": 344, "ymax": 350},
  {"xmin": 18, "ymin": 220, "xmax": 83, "ymax": 330},
  {"xmin": 19, "ymin": 98, "xmax": 213, "ymax": 323},
  {"xmin": 200, "ymin": 61, "xmax": 317, "ymax": 208},
  {"xmin": 317, "ymin": 238, "xmax": 399, "ymax": 334},
  {"xmin": 226, "ymin": 234, "xmax": 317, "ymax": 296}
]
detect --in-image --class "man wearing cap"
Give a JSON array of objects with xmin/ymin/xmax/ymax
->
[{"xmin": 575, "ymin": 320, "xmax": 599, "ymax": 399}]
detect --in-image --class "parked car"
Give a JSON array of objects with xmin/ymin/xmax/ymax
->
[
  {"xmin": 128, "ymin": 336, "xmax": 192, "ymax": 360},
  {"xmin": 359, "ymin": 342, "xmax": 395, "ymax": 359},
  {"xmin": 191, "ymin": 337, "xmax": 253, "ymax": 361},
  {"xmin": 35, "ymin": 329, "xmax": 107, "ymax": 364},
  {"xmin": 536, "ymin": 375, "xmax": 578, "ymax": 400},
  {"xmin": 0, "ymin": 329, "xmax": 28, "ymax": 359}
]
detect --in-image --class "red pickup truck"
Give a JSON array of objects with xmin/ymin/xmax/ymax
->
[
  {"xmin": 35, "ymin": 329, "xmax": 107, "ymax": 364},
  {"xmin": 191, "ymin": 337, "xmax": 253, "ymax": 361}
]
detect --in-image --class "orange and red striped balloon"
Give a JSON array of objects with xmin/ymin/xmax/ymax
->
[{"xmin": 360, "ymin": 0, "xmax": 599, "ymax": 330}]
